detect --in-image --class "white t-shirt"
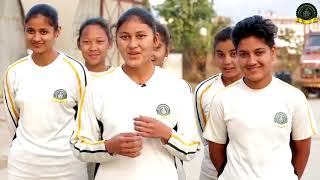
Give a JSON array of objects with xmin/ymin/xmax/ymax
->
[
  {"xmin": 3, "ymin": 53, "xmax": 88, "ymax": 180},
  {"xmin": 203, "ymin": 77, "xmax": 318, "ymax": 180},
  {"xmin": 71, "ymin": 66, "xmax": 200, "ymax": 180},
  {"xmin": 194, "ymin": 73, "xmax": 224, "ymax": 179}
]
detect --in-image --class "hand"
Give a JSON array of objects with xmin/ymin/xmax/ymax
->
[
  {"xmin": 133, "ymin": 115, "xmax": 172, "ymax": 144},
  {"xmin": 105, "ymin": 132, "xmax": 143, "ymax": 158}
]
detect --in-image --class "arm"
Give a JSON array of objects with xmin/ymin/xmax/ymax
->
[
  {"xmin": 70, "ymin": 84, "xmax": 114, "ymax": 163},
  {"xmin": 291, "ymin": 91, "xmax": 318, "ymax": 179},
  {"xmin": 194, "ymin": 81, "xmax": 211, "ymax": 145},
  {"xmin": 2, "ymin": 67, "xmax": 19, "ymax": 144},
  {"xmin": 203, "ymin": 94, "xmax": 228, "ymax": 175},
  {"xmin": 291, "ymin": 138, "xmax": 311, "ymax": 180},
  {"xmin": 208, "ymin": 141, "xmax": 227, "ymax": 176}
]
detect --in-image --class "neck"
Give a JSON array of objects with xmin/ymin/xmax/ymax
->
[
  {"xmin": 32, "ymin": 49, "xmax": 58, "ymax": 67},
  {"xmin": 122, "ymin": 62, "xmax": 154, "ymax": 85},
  {"xmin": 243, "ymin": 74, "xmax": 273, "ymax": 89},
  {"xmin": 221, "ymin": 74, "xmax": 242, "ymax": 86},
  {"xmin": 86, "ymin": 62, "xmax": 110, "ymax": 72}
]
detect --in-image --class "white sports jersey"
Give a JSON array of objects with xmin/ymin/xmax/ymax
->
[
  {"xmin": 203, "ymin": 77, "xmax": 318, "ymax": 180},
  {"xmin": 194, "ymin": 73, "xmax": 224, "ymax": 180},
  {"xmin": 71, "ymin": 66, "xmax": 200, "ymax": 180},
  {"xmin": 3, "ymin": 53, "xmax": 88, "ymax": 180}
]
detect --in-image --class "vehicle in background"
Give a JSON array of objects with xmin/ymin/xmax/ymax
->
[
  {"xmin": 300, "ymin": 31, "xmax": 320, "ymax": 97},
  {"xmin": 275, "ymin": 71, "xmax": 292, "ymax": 85}
]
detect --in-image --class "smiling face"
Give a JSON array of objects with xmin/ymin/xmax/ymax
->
[
  {"xmin": 215, "ymin": 39, "xmax": 241, "ymax": 83},
  {"xmin": 116, "ymin": 16, "xmax": 158, "ymax": 69},
  {"xmin": 237, "ymin": 36, "xmax": 276, "ymax": 89},
  {"xmin": 78, "ymin": 24, "xmax": 111, "ymax": 70},
  {"xmin": 151, "ymin": 40, "xmax": 168, "ymax": 67},
  {"xmin": 25, "ymin": 15, "xmax": 60, "ymax": 55}
]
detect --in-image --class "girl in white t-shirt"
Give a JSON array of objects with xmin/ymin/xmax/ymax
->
[
  {"xmin": 3, "ymin": 4, "xmax": 88, "ymax": 180},
  {"xmin": 204, "ymin": 15, "xmax": 317, "ymax": 180},
  {"xmin": 71, "ymin": 7, "xmax": 200, "ymax": 180}
]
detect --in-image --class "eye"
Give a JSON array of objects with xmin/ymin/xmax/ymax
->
[
  {"xmin": 239, "ymin": 52, "xmax": 248, "ymax": 58},
  {"xmin": 26, "ymin": 28, "xmax": 34, "ymax": 34},
  {"xmin": 255, "ymin": 51, "xmax": 264, "ymax": 56},
  {"xmin": 40, "ymin": 30, "xmax": 48, "ymax": 35},
  {"xmin": 81, "ymin": 40, "xmax": 90, "ymax": 44},
  {"xmin": 230, "ymin": 52, "xmax": 236, "ymax": 57},
  {"xmin": 120, "ymin": 35, "xmax": 129, "ymax": 40},
  {"xmin": 137, "ymin": 34, "xmax": 146, "ymax": 39},
  {"xmin": 216, "ymin": 53, "xmax": 225, "ymax": 58},
  {"xmin": 97, "ymin": 40, "xmax": 105, "ymax": 44}
]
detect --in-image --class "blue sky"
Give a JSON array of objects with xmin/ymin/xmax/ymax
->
[{"xmin": 150, "ymin": 0, "xmax": 320, "ymax": 24}]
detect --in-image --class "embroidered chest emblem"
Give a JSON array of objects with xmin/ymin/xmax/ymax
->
[
  {"xmin": 52, "ymin": 89, "xmax": 67, "ymax": 103},
  {"xmin": 156, "ymin": 104, "xmax": 171, "ymax": 117},
  {"xmin": 274, "ymin": 112, "xmax": 288, "ymax": 127}
]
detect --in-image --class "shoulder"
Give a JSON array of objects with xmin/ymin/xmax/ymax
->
[
  {"xmin": 194, "ymin": 74, "xmax": 221, "ymax": 96},
  {"xmin": 61, "ymin": 53, "xmax": 87, "ymax": 73},
  {"xmin": 156, "ymin": 67, "xmax": 191, "ymax": 93},
  {"xmin": 5, "ymin": 56, "xmax": 30, "ymax": 78},
  {"xmin": 214, "ymin": 79, "xmax": 242, "ymax": 101},
  {"xmin": 273, "ymin": 77, "xmax": 307, "ymax": 102}
]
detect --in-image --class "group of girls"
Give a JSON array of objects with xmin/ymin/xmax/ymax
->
[
  {"xmin": 3, "ymin": 3, "xmax": 199, "ymax": 180},
  {"xmin": 3, "ymin": 3, "xmax": 317, "ymax": 180}
]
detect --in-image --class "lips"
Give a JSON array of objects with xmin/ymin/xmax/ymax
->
[
  {"xmin": 127, "ymin": 51, "xmax": 140, "ymax": 58},
  {"xmin": 88, "ymin": 54, "xmax": 100, "ymax": 59}
]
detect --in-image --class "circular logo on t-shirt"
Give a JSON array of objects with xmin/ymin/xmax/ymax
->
[
  {"xmin": 156, "ymin": 104, "xmax": 170, "ymax": 117},
  {"xmin": 53, "ymin": 89, "xmax": 67, "ymax": 100},
  {"xmin": 274, "ymin": 112, "xmax": 288, "ymax": 127}
]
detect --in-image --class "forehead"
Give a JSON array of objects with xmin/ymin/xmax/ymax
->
[
  {"xmin": 81, "ymin": 24, "xmax": 107, "ymax": 37},
  {"xmin": 238, "ymin": 36, "xmax": 268, "ymax": 50},
  {"xmin": 117, "ymin": 16, "xmax": 153, "ymax": 34},
  {"xmin": 215, "ymin": 39, "xmax": 235, "ymax": 51},
  {"xmin": 25, "ymin": 14, "xmax": 53, "ymax": 28}
]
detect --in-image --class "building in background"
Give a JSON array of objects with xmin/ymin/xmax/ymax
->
[{"xmin": 0, "ymin": 0, "xmax": 26, "ymax": 98}]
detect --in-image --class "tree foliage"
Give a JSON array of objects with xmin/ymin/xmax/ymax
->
[{"xmin": 156, "ymin": 0, "xmax": 217, "ymax": 82}]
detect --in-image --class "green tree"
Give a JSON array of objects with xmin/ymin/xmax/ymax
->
[
  {"xmin": 277, "ymin": 28, "xmax": 303, "ymax": 72},
  {"xmin": 156, "ymin": 0, "xmax": 215, "ymax": 82}
]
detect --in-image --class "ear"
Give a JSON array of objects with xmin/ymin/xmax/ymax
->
[
  {"xmin": 77, "ymin": 40, "xmax": 80, "ymax": 49},
  {"xmin": 270, "ymin": 46, "xmax": 276, "ymax": 61},
  {"xmin": 165, "ymin": 47, "xmax": 170, "ymax": 57},
  {"xmin": 54, "ymin": 26, "xmax": 61, "ymax": 38},
  {"xmin": 154, "ymin": 32, "xmax": 160, "ymax": 48}
]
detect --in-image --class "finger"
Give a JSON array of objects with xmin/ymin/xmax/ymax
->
[
  {"xmin": 120, "ymin": 135, "xmax": 142, "ymax": 143},
  {"xmin": 121, "ymin": 146, "xmax": 143, "ymax": 154},
  {"xmin": 134, "ymin": 116, "xmax": 152, "ymax": 123},
  {"xmin": 133, "ymin": 121, "xmax": 150, "ymax": 128},
  {"xmin": 124, "ymin": 151, "xmax": 141, "ymax": 158},
  {"xmin": 134, "ymin": 125, "xmax": 152, "ymax": 133},
  {"xmin": 137, "ymin": 132, "xmax": 153, "ymax": 138},
  {"xmin": 120, "ymin": 132, "xmax": 139, "ymax": 137}
]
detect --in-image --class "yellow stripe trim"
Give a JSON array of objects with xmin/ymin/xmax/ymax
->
[
  {"xmin": 199, "ymin": 83, "xmax": 213, "ymax": 126},
  {"xmin": 171, "ymin": 134, "xmax": 200, "ymax": 146},
  {"xmin": 92, "ymin": 68, "xmax": 116, "ymax": 79},
  {"xmin": 79, "ymin": 137, "xmax": 105, "ymax": 145},
  {"xmin": 62, "ymin": 58, "xmax": 82, "ymax": 98},
  {"xmin": 306, "ymin": 100, "xmax": 318, "ymax": 135},
  {"xmin": 75, "ymin": 87, "xmax": 86, "ymax": 139},
  {"xmin": 5, "ymin": 58, "xmax": 28, "ymax": 119}
]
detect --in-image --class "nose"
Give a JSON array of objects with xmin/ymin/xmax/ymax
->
[
  {"xmin": 33, "ymin": 32, "xmax": 41, "ymax": 41},
  {"xmin": 128, "ymin": 37, "xmax": 138, "ymax": 49},
  {"xmin": 247, "ymin": 54, "xmax": 257, "ymax": 65},
  {"xmin": 223, "ymin": 56, "xmax": 232, "ymax": 65},
  {"xmin": 89, "ymin": 42, "xmax": 98, "ymax": 51}
]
